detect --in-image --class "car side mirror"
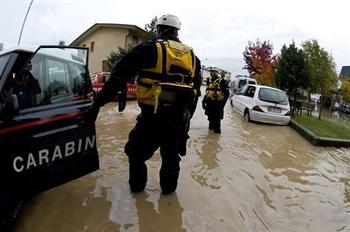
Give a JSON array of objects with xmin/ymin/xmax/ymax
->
[{"xmin": 0, "ymin": 93, "xmax": 19, "ymax": 121}]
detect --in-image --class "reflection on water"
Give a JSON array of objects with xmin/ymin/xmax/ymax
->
[
  {"xmin": 16, "ymin": 99, "xmax": 350, "ymax": 231},
  {"xmin": 133, "ymin": 192, "xmax": 185, "ymax": 232},
  {"xmin": 192, "ymin": 132, "xmax": 221, "ymax": 189},
  {"xmin": 15, "ymin": 174, "xmax": 120, "ymax": 231}
]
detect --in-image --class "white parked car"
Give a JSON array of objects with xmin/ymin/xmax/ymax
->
[{"xmin": 231, "ymin": 84, "xmax": 290, "ymax": 125}]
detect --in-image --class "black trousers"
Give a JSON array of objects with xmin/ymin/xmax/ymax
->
[
  {"xmin": 125, "ymin": 106, "xmax": 190, "ymax": 193},
  {"xmin": 205, "ymin": 100, "xmax": 224, "ymax": 134},
  {"xmin": 209, "ymin": 118, "xmax": 221, "ymax": 133}
]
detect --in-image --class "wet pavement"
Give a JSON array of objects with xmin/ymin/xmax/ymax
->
[{"xmin": 16, "ymin": 98, "xmax": 350, "ymax": 231}]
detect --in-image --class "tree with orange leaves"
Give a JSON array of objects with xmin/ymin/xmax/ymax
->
[{"xmin": 243, "ymin": 39, "xmax": 277, "ymax": 86}]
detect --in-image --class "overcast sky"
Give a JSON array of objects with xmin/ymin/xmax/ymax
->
[{"xmin": 1, "ymin": 0, "xmax": 349, "ymax": 75}]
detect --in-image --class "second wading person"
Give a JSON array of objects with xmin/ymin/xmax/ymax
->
[{"xmin": 202, "ymin": 68, "xmax": 229, "ymax": 134}]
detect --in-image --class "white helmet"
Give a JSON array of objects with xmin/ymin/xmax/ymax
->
[
  {"xmin": 157, "ymin": 14, "xmax": 181, "ymax": 30},
  {"xmin": 209, "ymin": 67, "xmax": 220, "ymax": 73}
]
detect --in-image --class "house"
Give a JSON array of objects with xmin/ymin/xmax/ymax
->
[
  {"xmin": 339, "ymin": 66, "xmax": 350, "ymax": 80},
  {"xmin": 70, "ymin": 23, "xmax": 147, "ymax": 74}
]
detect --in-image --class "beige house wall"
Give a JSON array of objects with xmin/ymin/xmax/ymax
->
[{"xmin": 75, "ymin": 27, "xmax": 141, "ymax": 74}]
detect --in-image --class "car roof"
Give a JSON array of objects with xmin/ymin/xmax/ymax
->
[
  {"xmin": 0, "ymin": 45, "xmax": 85, "ymax": 65},
  {"xmin": 245, "ymin": 84, "xmax": 286, "ymax": 92},
  {"xmin": 0, "ymin": 45, "xmax": 38, "ymax": 56},
  {"xmin": 235, "ymin": 77, "xmax": 256, "ymax": 81}
]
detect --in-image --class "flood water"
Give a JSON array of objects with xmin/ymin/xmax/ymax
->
[{"xmin": 16, "ymin": 98, "xmax": 350, "ymax": 232}]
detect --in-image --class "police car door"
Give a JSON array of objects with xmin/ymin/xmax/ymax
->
[{"xmin": 0, "ymin": 46, "xmax": 99, "ymax": 198}]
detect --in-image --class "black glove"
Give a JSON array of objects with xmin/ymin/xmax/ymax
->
[{"xmin": 117, "ymin": 90, "xmax": 126, "ymax": 112}]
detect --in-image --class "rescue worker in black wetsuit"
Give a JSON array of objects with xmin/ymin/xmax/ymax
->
[
  {"xmin": 202, "ymin": 68, "xmax": 229, "ymax": 134},
  {"xmin": 88, "ymin": 14, "xmax": 202, "ymax": 194}
]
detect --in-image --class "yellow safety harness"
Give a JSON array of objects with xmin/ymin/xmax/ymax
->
[
  {"xmin": 136, "ymin": 40, "xmax": 196, "ymax": 113},
  {"xmin": 205, "ymin": 77, "xmax": 225, "ymax": 101}
]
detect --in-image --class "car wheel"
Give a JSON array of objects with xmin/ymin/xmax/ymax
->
[{"xmin": 244, "ymin": 110, "xmax": 251, "ymax": 122}]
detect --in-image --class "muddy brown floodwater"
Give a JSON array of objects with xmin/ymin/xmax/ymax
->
[{"xmin": 16, "ymin": 97, "xmax": 350, "ymax": 232}]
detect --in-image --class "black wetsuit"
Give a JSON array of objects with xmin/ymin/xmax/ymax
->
[
  {"xmin": 95, "ymin": 31, "xmax": 202, "ymax": 193},
  {"xmin": 202, "ymin": 76, "xmax": 229, "ymax": 133}
]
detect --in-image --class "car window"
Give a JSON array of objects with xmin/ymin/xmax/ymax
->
[
  {"xmin": 47, "ymin": 59, "xmax": 72, "ymax": 101},
  {"xmin": 0, "ymin": 53, "xmax": 11, "ymax": 78},
  {"xmin": 244, "ymin": 86, "xmax": 256, "ymax": 98},
  {"xmin": 12, "ymin": 56, "xmax": 43, "ymax": 110},
  {"xmin": 248, "ymin": 80, "xmax": 256, "ymax": 84},
  {"xmin": 11, "ymin": 47, "xmax": 90, "ymax": 110},
  {"xmin": 238, "ymin": 85, "xmax": 247, "ymax": 95},
  {"xmin": 70, "ymin": 62, "xmax": 89, "ymax": 96},
  {"xmin": 238, "ymin": 79, "xmax": 246, "ymax": 89},
  {"xmin": 258, "ymin": 88, "xmax": 288, "ymax": 105}
]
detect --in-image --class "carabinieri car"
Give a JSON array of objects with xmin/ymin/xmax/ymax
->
[{"xmin": 0, "ymin": 45, "xmax": 99, "ymax": 230}]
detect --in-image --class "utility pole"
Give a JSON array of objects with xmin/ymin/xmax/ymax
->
[{"xmin": 18, "ymin": 0, "xmax": 34, "ymax": 45}]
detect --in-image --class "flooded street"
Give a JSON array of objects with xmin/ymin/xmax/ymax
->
[{"xmin": 16, "ymin": 98, "xmax": 350, "ymax": 232}]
